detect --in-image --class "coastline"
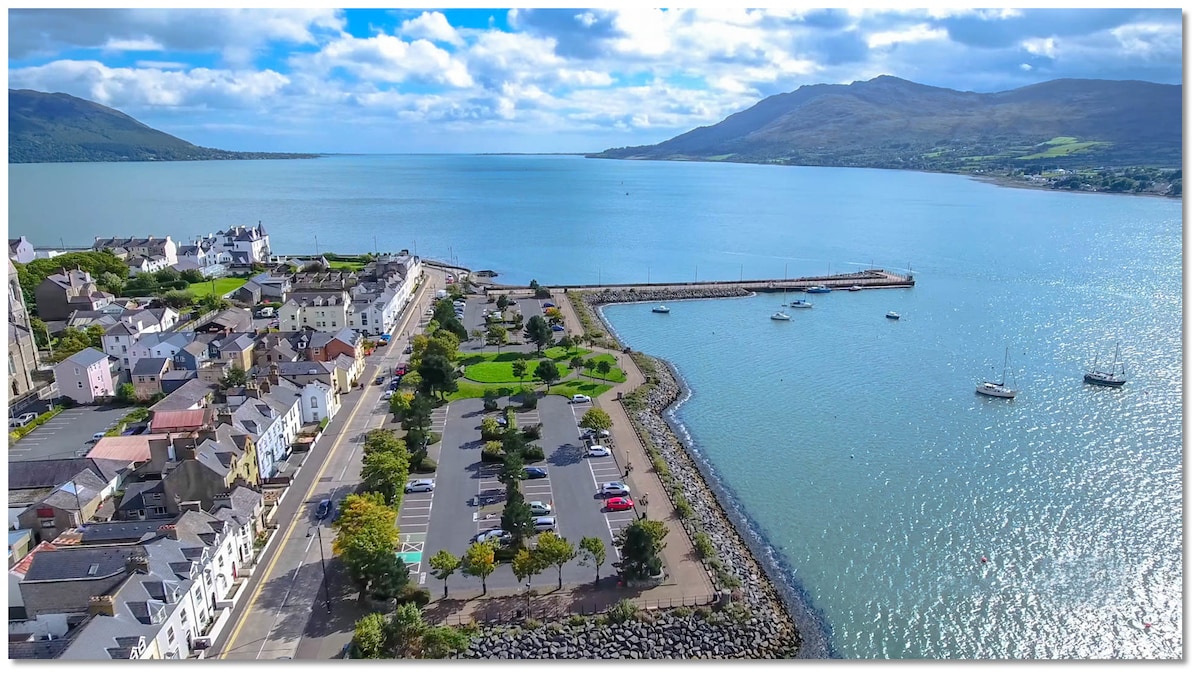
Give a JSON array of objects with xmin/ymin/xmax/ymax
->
[{"xmin": 584, "ymin": 287, "xmax": 835, "ymax": 658}]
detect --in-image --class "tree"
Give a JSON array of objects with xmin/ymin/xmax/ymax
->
[
  {"xmin": 116, "ymin": 383, "xmax": 139, "ymax": 405},
  {"xmin": 614, "ymin": 519, "xmax": 668, "ymax": 582},
  {"xmin": 545, "ymin": 307, "xmax": 564, "ymax": 324},
  {"xmin": 486, "ymin": 324, "xmax": 508, "ymax": 352},
  {"xmin": 363, "ymin": 429, "xmax": 407, "ymax": 457},
  {"xmin": 419, "ymin": 625, "xmax": 470, "ymax": 658},
  {"xmin": 219, "ymin": 365, "xmax": 248, "ymax": 389},
  {"xmin": 162, "ymin": 289, "xmax": 195, "ymax": 309},
  {"xmin": 429, "ymin": 549, "xmax": 460, "ymax": 599},
  {"xmin": 51, "ymin": 327, "xmax": 99, "ymax": 363},
  {"xmin": 578, "ymin": 536, "xmax": 607, "ymax": 584},
  {"xmin": 524, "ymin": 315, "xmax": 553, "ymax": 353},
  {"xmin": 496, "ymin": 294, "xmax": 511, "ymax": 310},
  {"xmin": 597, "ymin": 360, "xmax": 613, "ymax": 379},
  {"xmin": 570, "ymin": 355, "xmax": 585, "ymax": 374},
  {"xmin": 98, "ymin": 271, "xmax": 126, "ymax": 295},
  {"xmin": 501, "ymin": 490, "xmax": 535, "ymax": 546},
  {"xmin": 359, "ymin": 548, "xmax": 411, "ymax": 602},
  {"xmin": 534, "ymin": 359, "xmax": 560, "ymax": 392},
  {"xmin": 417, "ymin": 354, "xmax": 458, "ymax": 399},
  {"xmin": 461, "ymin": 540, "xmax": 497, "ymax": 595},
  {"xmin": 179, "ymin": 268, "xmax": 205, "ymax": 284},
  {"xmin": 469, "ymin": 329, "xmax": 484, "ymax": 348},
  {"xmin": 332, "ymin": 493, "xmax": 399, "ymax": 594},
  {"xmin": 389, "ymin": 390, "xmax": 414, "ymax": 417},
  {"xmin": 533, "ymin": 532, "xmax": 576, "ymax": 590},
  {"xmin": 580, "ymin": 407, "xmax": 614, "ymax": 432},
  {"xmin": 528, "ymin": 279, "xmax": 539, "ymax": 289},
  {"xmin": 389, "ymin": 602, "xmax": 427, "ymax": 657},
  {"xmin": 499, "ymin": 449, "xmax": 526, "ymax": 491},
  {"xmin": 361, "ymin": 446, "xmax": 410, "ymax": 505},
  {"xmin": 511, "ymin": 358, "xmax": 528, "ymax": 381},
  {"xmin": 199, "ymin": 293, "xmax": 231, "ymax": 312},
  {"xmin": 29, "ymin": 317, "xmax": 50, "ymax": 349},
  {"xmin": 511, "ymin": 547, "xmax": 546, "ymax": 590},
  {"xmin": 584, "ymin": 357, "xmax": 598, "ymax": 373},
  {"xmin": 153, "ymin": 267, "xmax": 181, "ymax": 283},
  {"xmin": 351, "ymin": 613, "xmax": 390, "ymax": 659},
  {"xmin": 402, "ymin": 393, "xmax": 435, "ymax": 432}
]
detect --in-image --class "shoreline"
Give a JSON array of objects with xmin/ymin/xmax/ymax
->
[{"xmin": 585, "ymin": 288, "xmax": 836, "ymax": 658}]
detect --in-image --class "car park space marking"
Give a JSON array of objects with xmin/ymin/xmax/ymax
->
[{"xmin": 585, "ymin": 453, "xmax": 637, "ymax": 541}]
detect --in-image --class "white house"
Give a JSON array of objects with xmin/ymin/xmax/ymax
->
[
  {"xmin": 53, "ymin": 348, "xmax": 117, "ymax": 403},
  {"xmin": 220, "ymin": 384, "xmax": 303, "ymax": 479},
  {"xmin": 94, "ymin": 236, "xmax": 178, "ymax": 266},
  {"xmin": 103, "ymin": 308, "xmax": 181, "ymax": 372},
  {"xmin": 127, "ymin": 255, "xmax": 173, "ymax": 277},
  {"xmin": 128, "ymin": 332, "xmax": 196, "ymax": 375},
  {"xmin": 8, "ymin": 236, "xmax": 35, "ymax": 264},
  {"xmin": 300, "ymin": 380, "xmax": 340, "ymax": 424},
  {"xmin": 278, "ymin": 291, "xmax": 351, "ymax": 332},
  {"xmin": 215, "ymin": 223, "xmax": 271, "ymax": 265}
]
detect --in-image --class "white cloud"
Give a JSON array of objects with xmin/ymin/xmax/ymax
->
[
  {"xmin": 398, "ymin": 11, "xmax": 464, "ymax": 47},
  {"xmin": 866, "ymin": 24, "xmax": 948, "ymax": 50},
  {"xmin": 1021, "ymin": 38, "xmax": 1057, "ymax": 58},
  {"xmin": 297, "ymin": 33, "xmax": 472, "ymax": 88},
  {"xmin": 102, "ymin": 37, "xmax": 164, "ymax": 52},
  {"xmin": 1110, "ymin": 22, "xmax": 1181, "ymax": 59}
]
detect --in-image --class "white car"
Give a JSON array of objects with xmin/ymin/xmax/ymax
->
[
  {"xmin": 475, "ymin": 529, "xmax": 513, "ymax": 544},
  {"xmin": 587, "ymin": 445, "xmax": 612, "ymax": 457},
  {"xmin": 404, "ymin": 479, "xmax": 435, "ymax": 493},
  {"xmin": 570, "ymin": 394, "xmax": 592, "ymax": 404},
  {"xmin": 580, "ymin": 428, "xmax": 611, "ymax": 440},
  {"xmin": 10, "ymin": 413, "xmax": 36, "ymax": 428},
  {"xmin": 600, "ymin": 481, "xmax": 630, "ymax": 496},
  {"xmin": 533, "ymin": 516, "xmax": 557, "ymax": 532},
  {"xmin": 528, "ymin": 501, "xmax": 553, "ymax": 516},
  {"xmin": 383, "ymin": 389, "xmax": 395, "ymax": 399}
]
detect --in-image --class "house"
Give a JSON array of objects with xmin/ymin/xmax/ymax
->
[
  {"xmin": 215, "ymin": 223, "xmax": 271, "ymax": 265},
  {"xmin": 116, "ymin": 428, "xmax": 259, "ymax": 519},
  {"xmin": 160, "ymin": 370, "xmax": 197, "ymax": 394},
  {"xmin": 298, "ymin": 379, "xmax": 340, "ymax": 425},
  {"xmin": 128, "ymin": 332, "xmax": 195, "ymax": 376},
  {"xmin": 88, "ymin": 435, "xmax": 169, "ymax": 466},
  {"xmin": 149, "ymin": 379, "xmax": 215, "ymax": 415},
  {"xmin": 217, "ymin": 383, "xmax": 302, "ymax": 479},
  {"xmin": 247, "ymin": 272, "xmax": 290, "ymax": 302},
  {"xmin": 131, "ymin": 357, "xmax": 171, "ymax": 399},
  {"xmin": 213, "ymin": 333, "xmax": 256, "ymax": 371},
  {"xmin": 330, "ymin": 354, "xmax": 359, "ymax": 392},
  {"xmin": 278, "ymin": 290, "xmax": 352, "ymax": 331},
  {"xmin": 52, "ymin": 348, "xmax": 118, "ymax": 404},
  {"xmin": 257, "ymin": 361, "xmax": 336, "ymax": 391},
  {"xmin": 175, "ymin": 239, "xmax": 231, "ymax": 278},
  {"xmin": 253, "ymin": 333, "xmax": 301, "ymax": 367},
  {"xmin": 228, "ymin": 280, "xmax": 263, "ymax": 306},
  {"xmin": 8, "ymin": 458, "xmax": 132, "ymax": 545},
  {"xmin": 172, "ymin": 340, "xmax": 212, "ymax": 371},
  {"xmin": 34, "ymin": 267, "xmax": 115, "ymax": 321},
  {"xmin": 126, "ymin": 254, "xmax": 173, "ymax": 277},
  {"xmin": 9, "ymin": 235, "xmax": 36, "ymax": 264},
  {"xmin": 195, "ymin": 307, "xmax": 253, "ymax": 334},
  {"xmin": 93, "ymin": 236, "xmax": 178, "ymax": 267},
  {"xmin": 149, "ymin": 409, "xmax": 210, "ymax": 435},
  {"xmin": 103, "ymin": 308, "xmax": 179, "ymax": 373}
]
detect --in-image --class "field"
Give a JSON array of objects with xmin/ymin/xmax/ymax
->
[{"xmin": 187, "ymin": 277, "xmax": 245, "ymax": 297}]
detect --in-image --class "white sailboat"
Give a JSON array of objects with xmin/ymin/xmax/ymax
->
[
  {"xmin": 1084, "ymin": 342, "xmax": 1127, "ymax": 387},
  {"xmin": 977, "ymin": 347, "xmax": 1017, "ymax": 399}
]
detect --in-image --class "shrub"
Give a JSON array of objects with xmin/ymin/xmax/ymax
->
[
  {"xmin": 651, "ymin": 456, "xmax": 670, "ymax": 475},
  {"xmin": 482, "ymin": 440, "xmax": 505, "ymax": 463},
  {"xmin": 319, "ymin": 417, "xmax": 329, "ymax": 430},
  {"xmin": 521, "ymin": 445, "xmax": 545, "ymax": 462},
  {"xmin": 725, "ymin": 602, "xmax": 752, "ymax": 624},
  {"xmin": 398, "ymin": 586, "xmax": 432, "ymax": 608},
  {"xmin": 567, "ymin": 615, "xmax": 588, "ymax": 627},
  {"xmin": 416, "ymin": 456, "xmax": 438, "ymax": 472},
  {"xmin": 670, "ymin": 606, "xmax": 693, "ymax": 618},
  {"xmin": 522, "ymin": 618, "xmax": 542, "ymax": 631},
  {"xmin": 693, "ymin": 532, "xmax": 716, "ymax": 560},
  {"xmin": 671, "ymin": 489, "xmax": 694, "ymax": 520},
  {"xmin": 493, "ymin": 545, "xmax": 519, "ymax": 562},
  {"xmin": 693, "ymin": 606, "xmax": 713, "ymax": 620},
  {"xmin": 606, "ymin": 599, "xmax": 640, "ymax": 624},
  {"xmin": 428, "ymin": 431, "xmax": 442, "ymax": 445},
  {"xmin": 521, "ymin": 423, "xmax": 542, "ymax": 440}
]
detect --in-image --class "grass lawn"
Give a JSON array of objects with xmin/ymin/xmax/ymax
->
[
  {"xmin": 548, "ymin": 380, "xmax": 614, "ymax": 399},
  {"xmin": 328, "ymin": 260, "xmax": 367, "ymax": 271},
  {"xmin": 188, "ymin": 277, "xmax": 245, "ymax": 297},
  {"xmin": 445, "ymin": 382, "xmax": 525, "ymax": 402},
  {"xmin": 543, "ymin": 346, "xmax": 588, "ymax": 361},
  {"xmin": 462, "ymin": 360, "xmax": 570, "ymax": 383}
]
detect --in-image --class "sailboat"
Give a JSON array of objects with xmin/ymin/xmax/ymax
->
[
  {"xmin": 1084, "ymin": 342, "xmax": 1127, "ymax": 387},
  {"xmin": 790, "ymin": 295, "xmax": 813, "ymax": 308},
  {"xmin": 976, "ymin": 347, "xmax": 1017, "ymax": 399}
]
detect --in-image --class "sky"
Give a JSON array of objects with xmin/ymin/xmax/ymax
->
[{"xmin": 2, "ymin": 4, "xmax": 1185, "ymax": 154}]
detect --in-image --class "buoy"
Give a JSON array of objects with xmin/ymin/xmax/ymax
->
[
  {"xmin": 981, "ymin": 556, "xmax": 988, "ymax": 563},
  {"xmin": 1144, "ymin": 623, "xmax": 1152, "ymax": 630}
]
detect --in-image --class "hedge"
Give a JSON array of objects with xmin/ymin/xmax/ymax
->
[{"xmin": 8, "ymin": 406, "xmax": 66, "ymax": 444}]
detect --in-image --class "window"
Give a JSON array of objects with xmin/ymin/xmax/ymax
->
[
  {"xmin": 121, "ymin": 345, "xmax": 127, "ymax": 353},
  {"xmin": 217, "ymin": 555, "xmax": 224, "ymax": 568},
  {"xmin": 180, "ymin": 608, "xmax": 188, "ymax": 625},
  {"xmin": 74, "ymin": 367, "xmax": 80, "ymax": 375},
  {"xmin": 151, "ymin": 507, "xmax": 167, "ymax": 515},
  {"xmin": 194, "ymin": 589, "xmax": 202, "ymax": 604},
  {"xmin": 77, "ymin": 382, "xmax": 84, "ymax": 389},
  {"xmin": 40, "ymin": 518, "xmax": 56, "ymax": 528},
  {"xmin": 166, "ymin": 627, "xmax": 175, "ymax": 645},
  {"xmin": 310, "ymin": 396, "xmax": 318, "ymax": 409}
]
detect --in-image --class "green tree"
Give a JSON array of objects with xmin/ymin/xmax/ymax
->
[
  {"xmin": 469, "ymin": 329, "xmax": 485, "ymax": 348},
  {"xmin": 580, "ymin": 407, "xmax": 613, "ymax": 432},
  {"xmin": 511, "ymin": 358, "xmax": 528, "ymax": 381},
  {"xmin": 402, "ymin": 393, "xmax": 435, "ymax": 433},
  {"xmin": 533, "ymin": 532, "xmax": 576, "ymax": 590},
  {"xmin": 498, "ymin": 449, "xmax": 526, "ymax": 491},
  {"xmin": 429, "ymin": 549, "xmax": 460, "ymax": 599},
  {"xmin": 389, "ymin": 390, "xmax": 414, "ymax": 418},
  {"xmin": 614, "ymin": 519, "xmax": 668, "ymax": 582},
  {"xmin": 496, "ymin": 294, "xmax": 511, "ymax": 310},
  {"xmin": 351, "ymin": 613, "xmax": 390, "ymax": 659},
  {"xmin": 153, "ymin": 267, "xmax": 181, "ymax": 283},
  {"xmin": 219, "ymin": 365, "xmax": 248, "ymax": 389},
  {"xmin": 597, "ymin": 360, "xmax": 613, "ymax": 379},
  {"xmin": 524, "ymin": 315, "xmax": 553, "ymax": 353},
  {"xmin": 511, "ymin": 547, "xmax": 546, "ymax": 589},
  {"xmin": 534, "ymin": 359, "xmax": 560, "ymax": 392},
  {"xmin": 361, "ymin": 446, "xmax": 411, "ymax": 505},
  {"xmin": 501, "ymin": 489, "xmax": 535, "ymax": 546},
  {"xmin": 569, "ymin": 355, "xmax": 585, "ymax": 374},
  {"xmin": 577, "ymin": 536, "xmax": 607, "ymax": 585},
  {"xmin": 486, "ymin": 324, "xmax": 508, "ymax": 352},
  {"xmin": 179, "ymin": 268, "xmax": 205, "ymax": 284},
  {"xmin": 417, "ymin": 354, "xmax": 458, "ymax": 399},
  {"xmin": 359, "ymin": 548, "xmax": 411, "ymax": 602},
  {"xmin": 162, "ymin": 289, "xmax": 195, "ymax": 309},
  {"xmin": 528, "ymin": 279, "xmax": 539, "ymax": 289},
  {"xmin": 199, "ymin": 293, "xmax": 231, "ymax": 312},
  {"xmin": 584, "ymin": 357, "xmax": 598, "ymax": 372},
  {"xmin": 363, "ymin": 429, "xmax": 407, "ymax": 457},
  {"xmin": 29, "ymin": 317, "xmax": 50, "ymax": 349},
  {"xmin": 418, "ymin": 625, "xmax": 470, "ymax": 658},
  {"xmin": 51, "ymin": 327, "xmax": 98, "ymax": 362},
  {"xmin": 461, "ymin": 540, "xmax": 498, "ymax": 595},
  {"xmin": 388, "ymin": 602, "xmax": 427, "ymax": 657},
  {"xmin": 116, "ymin": 383, "xmax": 138, "ymax": 405},
  {"xmin": 98, "ymin": 271, "xmax": 126, "ymax": 295},
  {"xmin": 332, "ymin": 493, "xmax": 399, "ymax": 594}
]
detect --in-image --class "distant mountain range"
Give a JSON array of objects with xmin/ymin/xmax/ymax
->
[
  {"xmin": 591, "ymin": 76, "xmax": 1182, "ymax": 172},
  {"xmin": 8, "ymin": 89, "xmax": 318, "ymax": 163}
]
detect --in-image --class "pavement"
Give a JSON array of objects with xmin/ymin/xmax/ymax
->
[{"xmin": 7, "ymin": 404, "xmax": 137, "ymax": 461}]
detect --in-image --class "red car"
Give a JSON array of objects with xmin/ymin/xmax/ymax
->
[
  {"xmin": 395, "ymin": 363, "xmax": 409, "ymax": 376},
  {"xmin": 605, "ymin": 497, "xmax": 634, "ymax": 512}
]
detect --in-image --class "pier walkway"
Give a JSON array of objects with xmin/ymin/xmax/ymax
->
[{"xmin": 478, "ymin": 268, "xmax": 914, "ymax": 293}]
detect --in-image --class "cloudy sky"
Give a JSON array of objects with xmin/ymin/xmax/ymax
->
[{"xmin": 5, "ymin": 5, "xmax": 1184, "ymax": 154}]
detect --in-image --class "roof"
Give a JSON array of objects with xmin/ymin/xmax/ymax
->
[
  {"xmin": 22, "ymin": 544, "xmax": 145, "ymax": 583},
  {"xmin": 88, "ymin": 435, "xmax": 170, "ymax": 464},
  {"xmin": 7, "ymin": 637, "xmax": 73, "ymax": 660},
  {"xmin": 260, "ymin": 360, "xmax": 332, "ymax": 376},
  {"xmin": 8, "ymin": 458, "xmax": 128, "ymax": 490},
  {"xmin": 150, "ymin": 379, "xmax": 214, "ymax": 412},
  {"xmin": 66, "ymin": 519, "xmax": 174, "ymax": 545},
  {"xmin": 331, "ymin": 327, "xmax": 360, "ymax": 347},
  {"xmin": 131, "ymin": 331, "xmax": 194, "ymax": 352},
  {"xmin": 199, "ymin": 307, "xmax": 252, "ymax": 332},
  {"xmin": 131, "ymin": 357, "xmax": 170, "ymax": 376},
  {"xmin": 212, "ymin": 485, "xmax": 263, "ymax": 528},
  {"xmin": 218, "ymin": 333, "xmax": 256, "ymax": 352},
  {"xmin": 161, "ymin": 369, "xmax": 197, "ymax": 381},
  {"xmin": 11, "ymin": 541, "xmax": 58, "ymax": 577},
  {"xmin": 334, "ymin": 354, "xmax": 356, "ymax": 371},
  {"xmin": 58, "ymin": 347, "xmax": 109, "ymax": 368},
  {"xmin": 150, "ymin": 409, "xmax": 208, "ymax": 432}
]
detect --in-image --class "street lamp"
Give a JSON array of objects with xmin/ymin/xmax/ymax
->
[{"xmin": 307, "ymin": 526, "xmax": 333, "ymax": 614}]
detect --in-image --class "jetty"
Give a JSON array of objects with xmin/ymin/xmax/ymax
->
[{"xmin": 477, "ymin": 268, "xmax": 914, "ymax": 293}]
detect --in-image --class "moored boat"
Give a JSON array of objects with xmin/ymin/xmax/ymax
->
[
  {"xmin": 848, "ymin": 285, "xmax": 862, "ymax": 291},
  {"xmin": 770, "ymin": 311, "xmax": 791, "ymax": 321},
  {"xmin": 1084, "ymin": 342, "xmax": 1127, "ymax": 387},
  {"xmin": 976, "ymin": 347, "xmax": 1017, "ymax": 399},
  {"xmin": 806, "ymin": 285, "xmax": 832, "ymax": 294},
  {"xmin": 790, "ymin": 297, "xmax": 813, "ymax": 308},
  {"xmin": 885, "ymin": 311, "xmax": 900, "ymax": 320},
  {"xmin": 651, "ymin": 305, "xmax": 670, "ymax": 314}
]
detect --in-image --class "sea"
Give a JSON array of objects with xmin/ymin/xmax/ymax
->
[{"xmin": 7, "ymin": 155, "xmax": 1183, "ymax": 659}]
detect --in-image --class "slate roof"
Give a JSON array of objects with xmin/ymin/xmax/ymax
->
[
  {"xmin": 59, "ymin": 347, "xmax": 109, "ymax": 368},
  {"xmin": 131, "ymin": 357, "xmax": 170, "ymax": 376},
  {"xmin": 70, "ymin": 519, "xmax": 174, "ymax": 545},
  {"xmin": 213, "ymin": 485, "xmax": 263, "ymax": 528},
  {"xmin": 117, "ymin": 480, "xmax": 164, "ymax": 516},
  {"xmin": 8, "ymin": 637, "xmax": 73, "ymax": 659},
  {"xmin": 217, "ymin": 333, "xmax": 256, "ymax": 352},
  {"xmin": 150, "ymin": 379, "xmax": 214, "ymax": 412},
  {"xmin": 200, "ymin": 307, "xmax": 253, "ymax": 332},
  {"xmin": 8, "ymin": 458, "xmax": 128, "ymax": 491},
  {"xmin": 260, "ymin": 360, "xmax": 332, "ymax": 376},
  {"xmin": 22, "ymin": 544, "xmax": 145, "ymax": 583},
  {"xmin": 41, "ymin": 471, "xmax": 108, "ymax": 511}
]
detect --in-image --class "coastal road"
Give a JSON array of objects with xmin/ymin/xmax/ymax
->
[{"xmin": 213, "ymin": 272, "xmax": 439, "ymax": 660}]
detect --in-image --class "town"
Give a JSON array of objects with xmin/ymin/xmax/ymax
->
[{"xmin": 7, "ymin": 224, "xmax": 800, "ymax": 660}]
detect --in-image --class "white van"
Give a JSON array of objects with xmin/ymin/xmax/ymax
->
[{"xmin": 257, "ymin": 307, "xmax": 275, "ymax": 318}]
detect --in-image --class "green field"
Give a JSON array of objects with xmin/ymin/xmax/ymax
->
[
  {"xmin": 327, "ymin": 260, "xmax": 367, "ymax": 271},
  {"xmin": 462, "ymin": 358, "xmax": 571, "ymax": 383},
  {"xmin": 581, "ymin": 353, "xmax": 627, "ymax": 383},
  {"xmin": 188, "ymin": 277, "xmax": 245, "ymax": 297}
]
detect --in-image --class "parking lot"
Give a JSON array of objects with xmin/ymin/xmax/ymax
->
[
  {"xmin": 415, "ymin": 395, "xmax": 630, "ymax": 595},
  {"xmin": 7, "ymin": 404, "xmax": 137, "ymax": 462},
  {"xmin": 449, "ymin": 293, "xmax": 566, "ymax": 352}
]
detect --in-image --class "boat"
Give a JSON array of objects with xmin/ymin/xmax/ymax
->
[
  {"xmin": 1084, "ymin": 342, "xmax": 1127, "ymax": 387},
  {"xmin": 885, "ymin": 311, "xmax": 900, "ymax": 320},
  {"xmin": 848, "ymin": 285, "xmax": 862, "ymax": 291},
  {"xmin": 976, "ymin": 347, "xmax": 1017, "ymax": 399},
  {"xmin": 806, "ymin": 285, "xmax": 832, "ymax": 294},
  {"xmin": 790, "ymin": 297, "xmax": 813, "ymax": 308},
  {"xmin": 770, "ymin": 311, "xmax": 791, "ymax": 321},
  {"xmin": 651, "ymin": 305, "xmax": 670, "ymax": 314}
]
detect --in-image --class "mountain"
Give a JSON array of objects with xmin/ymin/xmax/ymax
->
[
  {"xmin": 591, "ymin": 76, "xmax": 1182, "ymax": 171},
  {"xmin": 8, "ymin": 89, "xmax": 318, "ymax": 163}
]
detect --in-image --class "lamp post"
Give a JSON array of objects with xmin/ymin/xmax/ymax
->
[{"xmin": 308, "ymin": 526, "xmax": 333, "ymax": 614}]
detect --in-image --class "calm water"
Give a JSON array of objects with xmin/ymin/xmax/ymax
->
[{"xmin": 8, "ymin": 156, "xmax": 1183, "ymax": 658}]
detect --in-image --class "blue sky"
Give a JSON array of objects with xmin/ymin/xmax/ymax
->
[{"xmin": 4, "ymin": 5, "xmax": 1184, "ymax": 154}]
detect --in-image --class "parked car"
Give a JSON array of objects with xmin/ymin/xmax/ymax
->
[
  {"xmin": 533, "ymin": 516, "xmax": 557, "ymax": 532},
  {"xmin": 494, "ymin": 416, "xmax": 508, "ymax": 427},
  {"xmin": 580, "ymin": 428, "xmax": 611, "ymax": 440},
  {"xmin": 600, "ymin": 481, "xmax": 630, "ymax": 496},
  {"xmin": 374, "ymin": 375, "xmax": 386, "ymax": 385},
  {"xmin": 383, "ymin": 389, "xmax": 395, "ymax": 399},
  {"xmin": 405, "ymin": 479, "xmax": 436, "ymax": 493},
  {"xmin": 542, "ymin": 302, "xmax": 556, "ymax": 308},
  {"xmin": 551, "ymin": 324, "xmax": 565, "ymax": 332},
  {"xmin": 315, "ymin": 499, "xmax": 332, "ymax": 520},
  {"xmin": 90, "ymin": 432, "xmax": 106, "ymax": 443},
  {"xmin": 528, "ymin": 501, "xmax": 553, "ymax": 516},
  {"xmin": 605, "ymin": 497, "xmax": 634, "ymax": 512},
  {"xmin": 475, "ymin": 529, "xmax": 513, "ymax": 544},
  {"xmin": 11, "ymin": 412, "xmax": 36, "ymax": 427},
  {"xmin": 390, "ymin": 377, "xmax": 402, "ymax": 389},
  {"xmin": 587, "ymin": 445, "xmax": 612, "ymax": 457},
  {"xmin": 395, "ymin": 363, "xmax": 408, "ymax": 376},
  {"xmin": 523, "ymin": 467, "xmax": 548, "ymax": 479},
  {"xmin": 403, "ymin": 345, "xmax": 413, "ymax": 354},
  {"xmin": 570, "ymin": 394, "xmax": 592, "ymax": 404}
]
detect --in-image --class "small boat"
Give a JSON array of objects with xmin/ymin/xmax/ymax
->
[
  {"xmin": 790, "ymin": 297, "xmax": 813, "ymax": 309},
  {"xmin": 651, "ymin": 305, "xmax": 670, "ymax": 314},
  {"xmin": 848, "ymin": 285, "xmax": 862, "ymax": 291},
  {"xmin": 1084, "ymin": 342, "xmax": 1127, "ymax": 387},
  {"xmin": 976, "ymin": 347, "xmax": 1017, "ymax": 399},
  {"xmin": 885, "ymin": 311, "xmax": 900, "ymax": 320},
  {"xmin": 806, "ymin": 285, "xmax": 832, "ymax": 294},
  {"xmin": 770, "ymin": 311, "xmax": 791, "ymax": 321}
]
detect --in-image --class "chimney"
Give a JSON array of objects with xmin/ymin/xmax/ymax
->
[
  {"xmin": 88, "ymin": 595, "xmax": 117, "ymax": 617},
  {"xmin": 124, "ymin": 556, "xmax": 150, "ymax": 574},
  {"xmin": 216, "ymin": 409, "xmax": 233, "ymax": 426},
  {"xmin": 157, "ymin": 524, "xmax": 178, "ymax": 540},
  {"xmin": 211, "ymin": 492, "xmax": 232, "ymax": 511},
  {"xmin": 245, "ymin": 384, "xmax": 260, "ymax": 400},
  {"xmin": 258, "ymin": 378, "xmax": 271, "ymax": 394},
  {"xmin": 179, "ymin": 501, "xmax": 202, "ymax": 513},
  {"xmin": 197, "ymin": 426, "xmax": 218, "ymax": 444}
]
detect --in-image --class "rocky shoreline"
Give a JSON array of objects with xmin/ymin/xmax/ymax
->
[{"xmin": 587, "ymin": 286, "xmax": 752, "ymax": 303}]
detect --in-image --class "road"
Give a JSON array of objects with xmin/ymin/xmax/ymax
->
[{"xmin": 213, "ymin": 271, "xmax": 442, "ymax": 660}]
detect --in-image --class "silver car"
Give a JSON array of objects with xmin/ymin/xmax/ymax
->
[
  {"xmin": 404, "ymin": 479, "xmax": 435, "ymax": 493},
  {"xmin": 528, "ymin": 501, "xmax": 553, "ymax": 516},
  {"xmin": 533, "ymin": 516, "xmax": 556, "ymax": 533},
  {"xmin": 475, "ymin": 529, "xmax": 513, "ymax": 544},
  {"xmin": 600, "ymin": 481, "xmax": 630, "ymax": 497}
]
